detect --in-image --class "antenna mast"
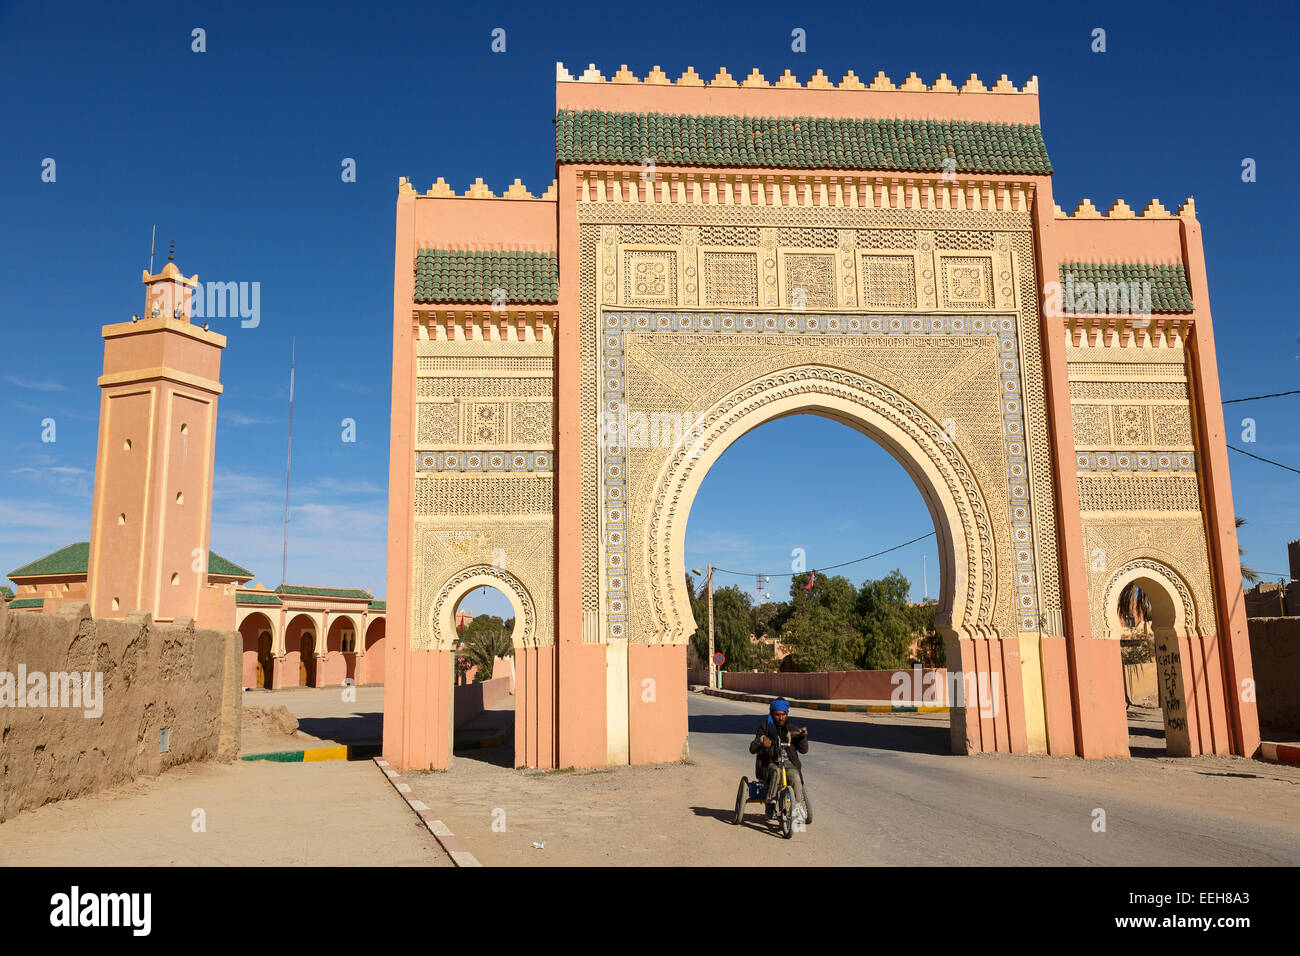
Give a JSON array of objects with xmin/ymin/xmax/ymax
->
[
  {"xmin": 148, "ymin": 225, "xmax": 156, "ymax": 273},
  {"xmin": 281, "ymin": 339, "xmax": 295, "ymax": 586}
]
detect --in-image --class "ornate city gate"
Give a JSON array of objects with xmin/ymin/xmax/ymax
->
[{"xmin": 382, "ymin": 63, "xmax": 1260, "ymax": 770}]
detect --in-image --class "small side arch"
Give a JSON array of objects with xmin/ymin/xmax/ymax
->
[
  {"xmin": 430, "ymin": 565, "xmax": 536, "ymax": 650},
  {"xmin": 1101, "ymin": 558, "xmax": 1199, "ymax": 639}
]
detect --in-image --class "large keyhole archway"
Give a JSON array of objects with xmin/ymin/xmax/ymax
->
[{"xmin": 639, "ymin": 365, "xmax": 1021, "ymax": 755}]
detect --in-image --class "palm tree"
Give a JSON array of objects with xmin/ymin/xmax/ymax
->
[
  {"xmin": 456, "ymin": 615, "xmax": 514, "ymax": 683},
  {"xmin": 1236, "ymin": 516, "xmax": 1260, "ymax": 585}
]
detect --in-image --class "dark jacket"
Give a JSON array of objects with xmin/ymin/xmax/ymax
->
[{"xmin": 749, "ymin": 718, "xmax": 808, "ymax": 775}]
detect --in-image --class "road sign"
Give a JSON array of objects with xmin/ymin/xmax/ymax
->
[{"xmin": 713, "ymin": 653, "xmax": 725, "ymax": 666}]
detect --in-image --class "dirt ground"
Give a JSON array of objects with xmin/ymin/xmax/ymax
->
[
  {"xmin": 0, "ymin": 759, "xmax": 448, "ymax": 866},
  {"xmin": 405, "ymin": 756, "xmax": 834, "ymax": 867}
]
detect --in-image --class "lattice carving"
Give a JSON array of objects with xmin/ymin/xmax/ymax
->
[
  {"xmin": 1072, "ymin": 405, "xmax": 1111, "ymax": 446},
  {"xmin": 1076, "ymin": 474, "xmax": 1202, "ymax": 512},
  {"xmin": 1111, "ymin": 405, "xmax": 1152, "ymax": 446},
  {"xmin": 417, "ymin": 403, "xmax": 459, "ymax": 444},
  {"xmin": 417, "ymin": 377, "xmax": 552, "ymax": 399},
  {"xmin": 860, "ymin": 255, "xmax": 917, "ymax": 309},
  {"xmin": 414, "ymin": 475, "xmax": 553, "ymax": 515},
  {"xmin": 702, "ymin": 252, "xmax": 759, "ymax": 307},
  {"xmin": 935, "ymin": 229, "xmax": 995, "ymax": 250},
  {"xmin": 1151, "ymin": 405, "xmax": 1194, "ymax": 446},
  {"xmin": 857, "ymin": 229, "xmax": 917, "ymax": 249},
  {"xmin": 940, "ymin": 255, "xmax": 994, "ymax": 309},
  {"xmin": 1069, "ymin": 380, "xmax": 1188, "ymax": 401},
  {"xmin": 778, "ymin": 227, "xmax": 837, "ymax": 247},
  {"xmin": 784, "ymin": 253, "xmax": 836, "ymax": 308},
  {"xmin": 617, "ymin": 223, "xmax": 682, "ymax": 244},
  {"xmin": 623, "ymin": 250, "xmax": 677, "ymax": 306},
  {"xmin": 417, "ymin": 355, "xmax": 552, "ymax": 372},
  {"xmin": 699, "ymin": 226, "xmax": 759, "ymax": 245},
  {"xmin": 465, "ymin": 402, "xmax": 505, "ymax": 443},
  {"xmin": 511, "ymin": 402, "xmax": 553, "ymax": 444}
]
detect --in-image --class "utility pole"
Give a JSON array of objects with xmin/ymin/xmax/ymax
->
[
  {"xmin": 706, "ymin": 563, "xmax": 715, "ymax": 689},
  {"xmin": 691, "ymin": 564, "xmax": 717, "ymax": 688}
]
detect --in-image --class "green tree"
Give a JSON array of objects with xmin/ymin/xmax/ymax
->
[
  {"xmin": 457, "ymin": 613, "xmax": 513, "ymax": 683},
  {"xmin": 855, "ymin": 569, "xmax": 915, "ymax": 669},
  {"xmin": 689, "ymin": 582, "xmax": 762, "ymax": 671},
  {"xmin": 781, "ymin": 572, "xmax": 864, "ymax": 670}
]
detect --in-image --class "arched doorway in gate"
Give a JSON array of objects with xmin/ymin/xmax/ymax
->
[
  {"xmin": 683, "ymin": 411, "xmax": 948, "ymax": 754},
  {"xmin": 1102, "ymin": 560, "xmax": 1214, "ymax": 757},
  {"xmin": 429, "ymin": 566, "xmax": 538, "ymax": 768},
  {"xmin": 449, "ymin": 584, "xmax": 517, "ymax": 763},
  {"xmin": 638, "ymin": 365, "xmax": 1029, "ymax": 758}
]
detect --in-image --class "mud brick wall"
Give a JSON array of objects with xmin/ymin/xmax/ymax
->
[
  {"xmin": 1248, "ymin": 617, "xmax": 1300, "ymax": 734},
  {"xmin": 0, "ymin": 602, "xmax": 241, "ymax": 821}
]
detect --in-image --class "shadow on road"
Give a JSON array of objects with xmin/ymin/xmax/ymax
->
[
  {"xmin": 690, "ymin": 806, "xmax": 788, "ymax": 838},
  {"xmin": 688, "ymin": 707, "xmax": 951, "ymax": 756}
]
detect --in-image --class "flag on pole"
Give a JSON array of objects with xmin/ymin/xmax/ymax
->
[{"xmin": 804, "ymin": 569, "xmax": 816, "ymax": 590}]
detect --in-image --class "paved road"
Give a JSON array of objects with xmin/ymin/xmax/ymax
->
[{"xmin": 688, "ymin": 691, "xmax": 1300, "ymax": 865}]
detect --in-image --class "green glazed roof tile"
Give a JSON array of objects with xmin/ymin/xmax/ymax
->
[
  {"xmin": 414, "ymin": 249, "xmax": 558, "ymax": 305},
  {"xmin": 9, "ymin": 542, "xmax": 90, "ymax": 578},
  {"xmin": 9, "ymin": 542, "xmax": 254, "ymax": 581},
  {"xmin": 235, "ymin": 591, "xmax": 283, "ymax": 606},
  {"xmin": 208, "ymin": 551, "xmax": 254, "ymax": 578},
  {"xmin": 556, "ymin": 109, "xmax": 1053, "ymax": 174},
  {"xmin": 8, "ymin": 598, "xmax": 45, "ymax": 609},
  {"xmin": 1, "ymin": 586, "xmax": 13, "ymax": 600},
  {"xmin": 1058, "ymin": 262, "xmax": 1193, "ymax": 313},
  {"xmin": 275, "ymin": 584, "xmax": 374, "ymax": 600},
  {"xmin": 368, "ymin": 600, "xmax": 386, "ymax": 610}
]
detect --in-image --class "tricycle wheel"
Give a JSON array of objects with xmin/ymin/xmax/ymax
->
[
  {"xmin": 733, "ymin": 777, "xmax": 748, "ymax": 825},
  {"xmin": 779, "ymin": 786, "xmax": 795, "ymax": 839},
  {"xmin": 800, "ymin": 776, "xmax": 812, "ymax": 825}
]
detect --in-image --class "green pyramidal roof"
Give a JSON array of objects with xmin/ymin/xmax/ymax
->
[
  {"xmin": 555, "ymin": 109, "xmax": 1053, "ymax": 174},
  {"xmin": 8, "ymin": 542, "xmax": 90, "ymax": 578},
  {"xmin": 1, "ymin": 586, "xmax": 14, "ymax": 600},
  {"xmin": 1059, "ymin": 262, "xmax": 1194, "ymax": 313},
  {"xmin": 414, "ymin": 249, "xmax": 558, "ymax": 305},
  {"xmin": 9, "ymin": 542, "xmax": 252, "ymax": 580}
]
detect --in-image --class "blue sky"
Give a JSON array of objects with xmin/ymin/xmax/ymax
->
[{"xmin": 2, "ymin": 0, "xmax": 1297, "ymax": 619}]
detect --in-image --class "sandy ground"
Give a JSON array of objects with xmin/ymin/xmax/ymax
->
[
  {"xmin": 0, "ymin": 759, "xmax": 448, "ymax": 866},
  {"xmin": 0, "ymin": 685, "xmax": 442, "ymax": 867}
]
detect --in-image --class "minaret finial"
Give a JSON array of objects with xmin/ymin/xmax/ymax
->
[{"xmin": 168, "ymin": 240, "xmax": 174, "ymax": 263}]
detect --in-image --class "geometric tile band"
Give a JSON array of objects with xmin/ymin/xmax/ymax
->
[{"xmin": 416, "ymin": 450, "xmax": 553, "ymax": 473}]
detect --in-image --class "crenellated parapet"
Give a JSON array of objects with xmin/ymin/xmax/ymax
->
[
  {"xmin": 1054, "ymin": 197, "xmax": 1196, "ymax": 220},
  {"xmin": 556, "ymin": 62, "xmax": 1038, "ymax": 93},
  {"xmin": 399, "ymin": 176, "xmax": 557, "ymax": 200}
]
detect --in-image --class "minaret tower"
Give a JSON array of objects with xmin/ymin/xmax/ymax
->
[{"xmin": 86, "ymin": 246, "xmax": 226, "ymax": 622}]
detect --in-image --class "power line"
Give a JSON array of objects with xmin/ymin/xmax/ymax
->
[
  {"xmin": 1227, "ymin": 444, "xmax": 1300, "ymax": 475},
  {"xmin": 1223, "ymin": 388, "xmax": 1300, "ymax": 404},
  {"xmin": 709, "ymin": 530, "xmax": 937, "ymax": 579}
]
